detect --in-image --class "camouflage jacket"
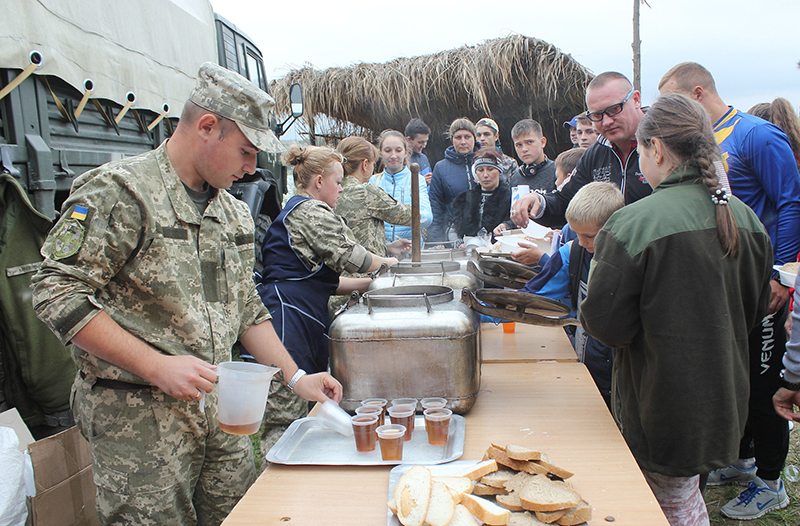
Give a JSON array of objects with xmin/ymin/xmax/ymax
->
[
  {"xmin": 283, "ymin": 195, "xmax": 372, "ymax": 274},
  {"xmin": 31, "ymin": 142, "xmax": 270, "ymax": 384},
  {"xmin": 334, "ymin": 175, "xmax": 412, "ymax": 256}
]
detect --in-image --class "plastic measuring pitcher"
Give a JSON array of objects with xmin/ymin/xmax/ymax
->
[{"xmin": 217, "ymin": 361, "xmax": 279, "ymax": 435}]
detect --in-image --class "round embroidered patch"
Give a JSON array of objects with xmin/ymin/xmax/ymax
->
[{"xmin": 51, "ymin": 218, "xmax": 86, "ymax": 259}]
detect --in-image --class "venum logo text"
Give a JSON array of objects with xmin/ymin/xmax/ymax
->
[{"xmin": 760, "ymin": 313, "xmax": 774, "ymax": 375}]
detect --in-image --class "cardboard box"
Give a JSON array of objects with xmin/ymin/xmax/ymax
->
[
  {"xmin": 27, "ymin": 426, "xmax": 99, "ymax": 526},
  {"xmin": 0, "ymin": 408, "xmax": 99, "ymax": 526}
]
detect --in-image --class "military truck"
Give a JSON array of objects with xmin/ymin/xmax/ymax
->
[{"xmin": 0, "ymin": 0, "xmax": 301, "ymax": 223}]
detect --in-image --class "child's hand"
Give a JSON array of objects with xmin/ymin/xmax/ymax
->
[{"xmin": 511, "ymin": 242, "xmax": 544, "ymax": 266}]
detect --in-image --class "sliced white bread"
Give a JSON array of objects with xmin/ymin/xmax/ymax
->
[
  {"xmin": 534, "ymin": 459, "xmax": 574, "ymax": 480},
  {"xmin": 454, "ymin": 459, "xmax": 498, "ymax": 481},
  {"xmin": 433, "ymin": 476, "xmax": 474, "ymax": 499},
  {"xmin": 496, "ymin": 492, "xmax": 525, "ymax": 512},
  {"xmin": 424, "ymin": 481, "xmax": 459, "ymax": 526},
  {"xmin": 554, "ymin": 501, "xmax": 592, "ymax": 525},
  {"xmin": 446, "ymin": 504, "xmax": 479, "ymax": 526},
  {"xmin": 473, "ymin": 482, "xmax": 509, "ymax": 496},
  {"xmin": 517, "ymin": 474, "xmax": 581, "ymax": 512},
  {"xmin": 505, "ymin": 444, "xmax": 542, "ymax": 461},
  {"xmin": 394, "ymin": 466, "xmax": 433, "ymax": 526},
  {"xmin": 481, "ymin": 468, "xmax": 518, "ymax": 488},
  {"xmin": 460, "ymin": 494, "xmax": 512, "ymax": 526},
  {"xmin": 533, "ymin": 509, "xmax": 569, "ymax": 524},
  {"xmin": 508, "ymin": 511, "xmax": 550, "ymax": 526},
  {"xmin": 389, "ymin": 498, "xmax": 398, "ymax": 514}
]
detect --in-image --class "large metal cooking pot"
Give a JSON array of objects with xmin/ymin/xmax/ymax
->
[
  {"xmin": 329, "ymin": 285, "xmax": 481, "ymax": 414},
  {"xmin": 369, "ymin": 260, "xmax": 478, "ymax": 292}
]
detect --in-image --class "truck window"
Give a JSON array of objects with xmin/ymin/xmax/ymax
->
[{"xmin": 244, "ymin": 48, "xmax": 266, "ymax": 91}]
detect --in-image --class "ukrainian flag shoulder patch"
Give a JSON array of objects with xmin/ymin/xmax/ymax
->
[{"xmin": 70, "ymin": 205, "xmax": 88, "ymax": 220}]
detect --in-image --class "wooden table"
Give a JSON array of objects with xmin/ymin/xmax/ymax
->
[
  {"xmin": 481, "ymin": 322, "xmax": 578, "ymax": 363},
  {"xmin": 223, "ymin": 362, "xmax": 667, "ymax": 525}
]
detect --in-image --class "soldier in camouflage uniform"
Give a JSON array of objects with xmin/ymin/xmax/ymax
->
[
  {"xmin": 328, "ymin": 137, "xmax": 412, "ymax": 317},
  {"xmin": 31, "ymin": 62, "xmax": 342, "ymax": 526},
  {"xmin": 241, "ymin": 144, "xmax": 399, "ymax": 460}
]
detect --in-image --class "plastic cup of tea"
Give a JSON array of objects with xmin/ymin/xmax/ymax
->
[
  {"xmin": 424, "ymin": 408, "xmax": 453, "ymax": 445},
  {"xmin": 217, "ymin": 361, "xmax": 280, "ymax": 435},
  {"xmin": 388, "ymin": 405, "xmax": 415, "ymax": 438},
  {"xmin": 351, "ymin": 414, "xmax": 379, "ymax": 452},
  {"xmin": 390, "ymin": 398, "xmax": 418, "ymax": 411},
  {"xmin": 316, "ymin": 400, "xmax": 354, "ymax": 436},
  {"xmin": 503, "ymin": 321, "xmax": 516, "ymax": 333},
  {"xmin": 360, "ymin": 398, "xmax": 388, "ymax": 424},
  {"xmin": 376, "ymin": 424, "xmax": 406, "ymax": 461},
  {"xmin": 420, "ymin": 397, "xmax": 447, "ymax": 411},
  {"xmin": 355, "ymin": 405, "xmax": 384, "ymax": 426}
]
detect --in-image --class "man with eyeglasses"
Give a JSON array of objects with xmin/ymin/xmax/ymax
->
[{"xmin": 510, "ymin": 72, "xmax": 652, "ymax": 229}]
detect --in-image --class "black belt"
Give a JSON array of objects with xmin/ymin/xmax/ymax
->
[{"xmin": 81, "ymin": 371, "xmax": 150, "ymax": 391}]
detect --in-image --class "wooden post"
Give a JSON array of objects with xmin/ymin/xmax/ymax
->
[
  {"xmin": 410, "ymin": 162, "xmax": 421, "ymax": 262},
  {"xmin": 632, "ymin": 0, "xmax": 642, "ymax": 92}
]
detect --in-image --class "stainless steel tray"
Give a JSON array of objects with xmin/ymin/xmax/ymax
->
[
  {"xmin": 266, "ymin": 415, "xmax": 465, "ymax": 466},
  {"xmin": 387, "ymin": 460, "xmax": 480, "ymax": 526}
]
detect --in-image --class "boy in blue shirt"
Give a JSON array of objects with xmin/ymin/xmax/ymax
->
[{"xmin": 520, "ymin": 182, "xmax": 624, "ymax": 409}]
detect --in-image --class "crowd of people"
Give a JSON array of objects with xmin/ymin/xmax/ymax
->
[{"xmin": 21, "ymin": 55, "xmax": 800, "ymax": 526}]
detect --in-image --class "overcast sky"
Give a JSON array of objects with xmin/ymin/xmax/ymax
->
[{"xmin": 213, "ymin": 0, "xmax": 799, "ymax": 115}]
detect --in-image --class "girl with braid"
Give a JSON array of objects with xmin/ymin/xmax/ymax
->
[{"xmin": 580, "ymin": 93, "xmax": 775, "ymax": 526}]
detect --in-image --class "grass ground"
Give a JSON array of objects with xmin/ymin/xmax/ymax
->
[{"xmin": 705, "ymin": 424, "xmax": 800, "ymax": 525}]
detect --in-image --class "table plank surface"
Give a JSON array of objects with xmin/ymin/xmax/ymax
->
[
  {"xmin": 481, "ymin": 322, "xmax": 578, "ymax": 363},
  {"xmin": 223, "ymin": 362, "xmax": 667, "ymax": 525}
]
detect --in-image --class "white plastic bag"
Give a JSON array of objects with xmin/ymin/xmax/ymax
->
[{"xmin": 0, "ymin": 427, "xmax": 28, "ymax": 526}]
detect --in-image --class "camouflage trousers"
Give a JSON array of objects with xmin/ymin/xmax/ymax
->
[
  {"xmin": 259, "ymin": 381, "xmax": 310, "ymax": 470},
  {"xmin": 72, "ymin": 376, "xmax": 256, "ymax": 526}
]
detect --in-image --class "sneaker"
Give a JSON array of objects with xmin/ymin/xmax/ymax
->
[
  {"xmin": 707, "ymin": 464, "xmax": 757, "ymax": 486},
  {"xmin": 720, "ymin": 477, "xmax": 790, "ymax": 520}
]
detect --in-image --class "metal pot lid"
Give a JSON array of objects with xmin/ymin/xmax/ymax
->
[
  {"xmin": 392, "ymin": 261, "xmax": 462, "ymax": 274},
  {"xmin": 461, "ymin": 288, "xmax": 578, "ymax": 327},
  {"xmin": 363, "ymin": 285, "xmax": 453, "ymax": 308},
  {"xmin": 467, "ymin": 258, "xmax": 537, "ymax": 290}
]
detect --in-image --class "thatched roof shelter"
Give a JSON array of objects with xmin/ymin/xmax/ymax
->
[{"xmin": 270, "ymin": 34, "xmax": 594, "ymax": 163}]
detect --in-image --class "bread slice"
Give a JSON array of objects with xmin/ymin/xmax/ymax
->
[
  {"xmin": 424, "ymin": 481, "xmax": 459, "ymax": 526},
  {"xmin": 446, "ymin": 504, "xmax": 479, "ymax": 526},
  {"xmin": 394, "ymin": 466, "xmax": 432, "ymax": 526},
  {"xmin": 485, "ymin": 445, "xmax": 548, "ymax": 476},
  {"xmin": 496, "ymin": 492, "xmax": 525, "ymax": 512},
  {"xmin": 473, "ymin": 482, "xmax": 509, "ymax": 496},
  {"xmin": 554, "ymin": 501, "xmax": 592, "ymax": 525},
  {"xmin": 460, "ymin": 494, "xmax": 511, "ymax": 526},
  {"xmin": 388, "ymin": 498, "xmax": 397, "ymax": 514},
  {"xmin": 481, "ymin": 468, "xmax": 517, "ymax": 488},
  {"xmin": 433, "ymin": 476, "xmax": 473, "ymax": 499},
  {"xmin": 454, "ymin": 459, "xmax": 498, "ymax": 481},
  {"xmin": 534, "ymin": 459, "xmax": 574, "ymax": 480},
  {"xmin": 504, "ymin": 471, "xmax": 537, "ymax": 493},
  {"xmin": 508, "ymin": 511, "xmax": 550, "ymax": 526},
  {"xmin": 506, "ymin": 444, "xmax": 542, "ymax": 461},
  {"xmin": 533, "ymin": 509, "xmax": 568, "ymax": 524},
  {"xmin": 517, "ymin": 474, "xmax": 581, "ymax": 512}
]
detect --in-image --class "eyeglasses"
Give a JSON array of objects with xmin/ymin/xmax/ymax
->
[{"xmin": 586, "ymin": 87, "xmax": 635, "ymax": 122}]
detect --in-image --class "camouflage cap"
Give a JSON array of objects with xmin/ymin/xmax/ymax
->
[{"xmin": 189, "ymin": 62, "xmax": 284, "ymax": 152}]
